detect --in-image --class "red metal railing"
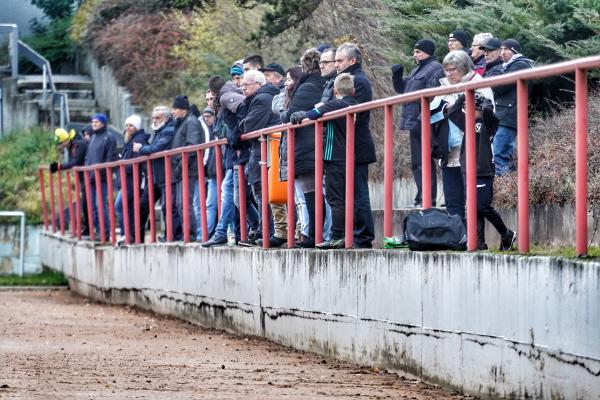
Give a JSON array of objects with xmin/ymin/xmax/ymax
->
[{"xmin": 38, "ymin": 55, "xmax": 600, "ymax": 255}]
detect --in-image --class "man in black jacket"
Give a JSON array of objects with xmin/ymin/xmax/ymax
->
[
  {"xmin": 334, "ymin": 43, "xmax": 376, "ymax": 248},
  {"xmin": 241, "ymin": 69, "xmax": 281, "ymax": 246},
  {"xmin": 319, "ymin": 47, "xmax": 337, "ymax": 104},
  {"xmin": 493, "ymin": 39, "xmax": 534, "ymax": 176},
  {"xmin": 480, "ymin": 38, "xmax": 503, "ymax": 78},
  {"xmin": 50, "ymin": 127, "xmax": 89, "ymax": 234},
  {"xmin": 170, "ymin": 95, "xmax": 204, "ymax": 241},
  {"xmin": 391, "ymin": 39, "xmax": 444, "ymax": 208},
  {"xmin": 84, "ymin": 113, "xmax": 117, "ymax": 240}
]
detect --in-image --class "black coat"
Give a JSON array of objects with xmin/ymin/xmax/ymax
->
[
  {"xmin": 392, "ymin": 56, "xmax": 444, "ymax": 130},
  {"xmin": 85, "ymin": 126, "xmax": 117, "ymax": 183},
  {"xmin": 218, "ymin": 82, "xmax": 251, "ymax": 166},
  {"xmin": 483, "ymin": 58, "xmax": 503, "ymax": 78},
  {"xmin": 119, "ymin": 129, "xmax": 151, "ymax": 193},
  {"xmin": 243, "ymin": 83, "xmax": 281, "ymax": 185},
  {"xmin": 282, "ymin": 72, "xmax": 325, "ymax": 177},
  {"xmin": 342, "ymin": 63, "xmax": 377, "ymax": 165},
  {"xmin": 171, "ymin": 111, "xmax": 204, "ymax": 181},
  {"xmin": 320, "ymin": 71, "xmax": 336, "ymax": 104},
  {"xmin": 493, "ymin": 56, "xmax": 534, "ymax": 129},
  {"xmin": 138, "ymin": 118, "xmax": 175, "ymax": 186}
]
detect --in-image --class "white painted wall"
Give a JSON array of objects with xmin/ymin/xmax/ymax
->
[{"xmin": 41, "ymin": 234, "xmax": 600, "ymax": 399}]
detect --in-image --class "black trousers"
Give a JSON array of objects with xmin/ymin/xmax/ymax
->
[
  {"xmin": 476, "ymin": 176, "xmax": 508, "ymax": 244},
  {"xmin": 410, "ymin": 125, "xmax": 437, "ymax": 205},
  {"xmin": 325, "ymin": 162, "xmax": 345, "ymax": 241},
  {"xmin": 353, "ymin": 163, "xmax": 374, "ymax": 248}
]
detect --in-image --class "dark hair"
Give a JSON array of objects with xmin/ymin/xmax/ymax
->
[
  {"xmin": 190, "ymin": 104, "xmax": 201, "ymax": 118},
  {"xmin": 208, "ymin": 75, "xmax": 226, "ymax": 94},
  {"xmin": 301, "ymin": 48, "xmax": 321, "ymax": 74},
  {"xmin": 242, "ymin": 54, "xmax": 264, "ymax": 69},
  {"xmin": 284, "ymin": 65, "xmax": 303, "ymax": 109}
]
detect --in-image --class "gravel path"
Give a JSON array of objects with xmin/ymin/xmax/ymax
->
[{"xmin": 0, "ymin": 290, "xmax": 473, "ymax": 399}]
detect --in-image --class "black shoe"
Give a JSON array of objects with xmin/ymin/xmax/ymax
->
[
  {"xmin": 202, "ymin": 236, "xmax": 228, "ymax": 248},
  {"xmin": 238, "ymin": 238, "xmax": 257, "ymax": 247},
  {"xmin": 407, "ymin": 202, "xmax": 422, "ymax": 208},
  {"xmin": 477, "ymin": 242, "xmax": 488, "ymax": 250},
  {"xmin": 499, "ymin": 230, "xmax": 516, "ymax": 251},
  {"xmin": 294, "ymin": 238, "xmax": 315, "ymax": 248},
  {"xmin": 316, "ymin": 238, "xmax": 344, "ymax": 249},
  {"xmin": 256, "ymin": 236, "xmax": 286, "ymax": 248},
  {"xmin": 158, "ymin": 236, "xmax": 167, "ymax": 243}
]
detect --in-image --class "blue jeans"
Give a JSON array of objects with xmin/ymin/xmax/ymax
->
[
  {"xmin": 90, "ymin": 180, "xmax": 110, "ymax": 239},
  {"xmin": 232, "ymin": 166, "xmax": 260, "ymax": 236},
  {"xmin": 114, "ymin": 190, "xmax": 124, "ymax": 234},
  {"xmin": 294, "ymin": 181, "xmax": 309, "ymax": 237},
  {"xmin": 194, "ymin": 178, "xmax": 218, "ymax": 240},
  {"xmin": 212, "ymin": 169, "xmax": 237, "ymax": 240},
  {"xmin": 493, "ymin": 125, "xmax": 516, "ymax": 176},
  {"xmin": 442, "ymin": 166, "xmax": 465, "ymax": 220}
]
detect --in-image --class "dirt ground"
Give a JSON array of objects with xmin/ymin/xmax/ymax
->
[{"xmin": 0, "ymin": 290, "xmax": 473, "ymax": 399}]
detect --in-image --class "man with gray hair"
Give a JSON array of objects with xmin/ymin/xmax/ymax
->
[
  {"xmin": 471, "ymin": 32, "xmax": 493, "ymax": 76},
  {"xmin": 133, "ymin": 106, "xmax": 176, "ymax": 239},
  {"xmin": 334, "ymin": 43, "xmax": 376, "ymax": 248},
  {"xmin": 241, "ymin": 69, "xmax": 281, "ymax": 246}
]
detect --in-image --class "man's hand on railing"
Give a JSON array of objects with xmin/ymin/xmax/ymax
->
[
  {"xmin": 49, "ymin": 162, "xmax": 59, "ymax": 173},
  {"xmin": 290, "ymin": 111, "xmax": 307, "ymax": 125}
]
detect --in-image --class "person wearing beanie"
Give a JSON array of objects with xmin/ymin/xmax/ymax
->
[
  {"xmin": 84, "ymin": 113, "xmax": 117, "ymax": 240},
  {"xmin": 230, "ymin": 63, "xmax": 244, "ymax": 87},
  {"xmin": 115, "ymin": 114, "xmax": 150, "ymax": 243},
  {"xmin": 448, "ymin": 30, "xmax": 470, "ymax": 52},
  {"xmin": 170, "ymin": 94, "xmax": 204, "ymax": 241},
  {"xmin": 492, "ymin": 38, "xmax": 535, "ymax": 176},
  {"xmin": 391, "ymin": 38, "xmax": 444, "ymax": 208}
]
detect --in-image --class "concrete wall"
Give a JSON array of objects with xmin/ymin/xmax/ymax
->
[
  {"xmin": 83, "ymin": 53, "xmax": 149, "ymax": 132},
  {"xmin": 1, "ymin": 77, "xmax": 39, "ymax": 133},
  {"xmin": 41, "ymin": 233, "xmax": 600, "ymax": 399},
  {"xmin": 0, "ymin": 224, "xmax": 42, "ymax": 274}
]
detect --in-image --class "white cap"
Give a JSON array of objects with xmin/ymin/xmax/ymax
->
[{"xmin": 125, "ymin": 114, "xmax": 142, "ymax": 130}]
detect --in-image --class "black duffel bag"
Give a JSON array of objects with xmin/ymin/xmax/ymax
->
[{"xmin": 403, "ymin": 208, "xmax": 467, "ymax": 251}]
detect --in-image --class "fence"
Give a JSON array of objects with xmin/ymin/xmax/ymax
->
[{"xmin": 38, "ymin": 55, "xmax": 600, "ymax": 255}]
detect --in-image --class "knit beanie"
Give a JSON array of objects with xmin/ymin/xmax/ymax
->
[
  {"xmin": 91, "ymin": 113, "xmax": 107, "ymax": 125},
  {"xmin": 501, "ymin": 39, "xmax": 522, "ymax": 54},
  {"xmin": 172, "ymin": 95, "xmax": 190, "ymax": 110},
  {"xmin": 230, "ymin": 64, "xmax": 243, "ymax": 77},
  {"xmin": 414, "ymin": 39, "xmax": 435, "ymax": 56},
  {"xmin": 125, "ymin": 114, "xmax": 142, "ymax": 130},
  {"xmin": 449, "ymin": 30, "xmax": 470, "ymax": 48}
]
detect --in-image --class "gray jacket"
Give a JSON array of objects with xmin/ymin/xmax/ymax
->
[{"xmin": 171, "ymin": 111, "xmax": 205, "ymax": 181}]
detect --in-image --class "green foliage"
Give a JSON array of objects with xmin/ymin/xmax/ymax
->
[
  {"xmin": 0, "ymin": 128, "xmax": 56, "ymax": 224},
  {"xmin": 23, "ymin": 18, "xmax": 77, "ymax": 68},
  {"xmin": 382, "ymin": 0, "xmax": 600, "ymax": 67},
  {"xmin": 0, "ymin": 270, "xmax": 68, "ymax": 285},
  {"xmin": 31, "ymin": 0, "xmax": 74, "ymax": 20}
]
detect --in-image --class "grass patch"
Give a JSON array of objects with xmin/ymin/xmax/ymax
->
[
  {"xmin": 490, "ymin": 245, "xmax": 600, "ymax": 260},
  {"xmin": 0, "ymin": 270, "xmax": 68, "ymax": 286}
]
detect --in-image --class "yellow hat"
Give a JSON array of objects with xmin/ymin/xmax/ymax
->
[{"xmin": 54, "ymin": 128, "xmax": 76, "ymax": 144}]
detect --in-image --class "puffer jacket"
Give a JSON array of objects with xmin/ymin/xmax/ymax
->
[
  {"xmin": 493, "ymin": 55, "xmax": 535, "ymax": 129},
  {"xmin": 171, "ymin": 111, "xmax": 204, "ymax": 182},
  {"xmin": 138, "ymin": 118, "xmax": 175, "ymax": 186}
]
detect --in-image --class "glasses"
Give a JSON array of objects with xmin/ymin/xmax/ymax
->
[
  {"xmin": 242, "ymin": 82, "xmax": 258, "ymax": 87},
  {"xmin": 319, "ymin": 60, "xmax": 335, "ymax": 66},
  {"xmin": 448, "ymin": 38, "xmax": 458, "ymax": 43}
]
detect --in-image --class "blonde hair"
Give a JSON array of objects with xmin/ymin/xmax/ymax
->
[{"xmin": 333, "ymin": 73, "xmax": 354, "ymax": 97}]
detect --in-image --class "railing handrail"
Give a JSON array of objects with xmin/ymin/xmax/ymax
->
[
  {"xmin": 47, "ymin": 55, "xmax": 600, "ymax": 173},
  {"xmin": 17, "ymin": 40, "xmax": 56, "ymax": 92}
]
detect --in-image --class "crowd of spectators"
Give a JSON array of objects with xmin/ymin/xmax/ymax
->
[{"xmin": 51, "ymin": 34, "xmax": 533, "ymax": 251}]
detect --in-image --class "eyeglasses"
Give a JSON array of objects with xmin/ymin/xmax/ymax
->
[
  {"xmin": 319, "ymin": 60, "xmax": 335, "ymax": 66},
  {"xmin": 242, "ymin": 82, "xmax": 258, "ymax": 87},
  {"xmin": 448, "ymin": 38, "xmax": 458, "ymax": 43}
]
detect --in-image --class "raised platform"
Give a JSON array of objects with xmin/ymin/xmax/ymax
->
[{"xmin": 40, "ymin": 233, "xmax": 600, "ymax": 399}]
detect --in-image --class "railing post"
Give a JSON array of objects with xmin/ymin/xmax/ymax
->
[
  {"xmin": 165, "ymin": 155, "xmax": 173, "ymax": 242},
  {"xmin": 65, "ymin": 171, "xmax": 75, "ymax": 238},
  {"xmin": 465, "ymin": 90, "xmax": 477, "ymax": 251},
  {"xmin": 106, "ymin": 167, "xmax": 116, "ymax": 245},
  {"xmin": 83, "ymin": 170, "xmax": 95, "ymax": 241},
  {"xmin": 42, "ymin": 64, "xmax": 47, "ymax": 107},
  {"xmin": 38, "ymin": 168, "xmax": 49, "ymax": 231},
  {"xmin": 261, "ymin": 135, "xmax": 270, "ymax": 249},
  {"xmin": 94, "ymin": 169, "xmax": 106, "ymax": 243},
  {"xmin": 133, "ymin": 162, "xmax": 141, "ymax": 244},
  {"xmin": 420, "ymin": 97, "xmax": 432, "ymax": 209},
  {"xmin": 57, "ymin": 170, "xmax": 66, "ymax": 235},
  {"xmin": 286, "ymin": 127, "xmax": 296, "ymax": 248},
  {"xmin": 237, "ymin": 164, "xmax": 248, "ymax": 242},
  {"xmin": 383, "ymin": 105, "xmax": 394, "ymax": 237},
  {"xmin": 345, "ymin": 113, "xmax": 355, "ymax": 249},
  {"xmin": 197, "ymin": 149, "xmax": 209, "ymax": 243},
  {"xmin": 182, "ymin": 152, "xmax": 190, "ymax": 243},
  {"xmin": 575, "ymin": 68, "xmax": 588, "ymax": 257},
  {"xmin": 48, "ymin": 169, "xmax": 56, "ymax": 233},
  {"xmin": 119, "ymin": 165, "xmax": 130, "ymax": 244},
  {"xmin": 315, "ymin": 121, "xmax": 324, "ymax": 244},
  {"xmin": 74, "ymin": 170, "xmax": 82, "ymax": 240},
  {"xmin": 146, "ymin": 160, "xmax": 156, "ymax": 243},
  {"xmin": 517, "ymin": 79, "xmax": 529, "ymax": 253},
  {"xmin": 215, "ymin": 145, "xmax": 223, "ymax": 219}
]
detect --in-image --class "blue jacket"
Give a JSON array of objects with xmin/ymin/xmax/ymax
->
[
  {"xmin": 85, "ymin": 126, "xmax": 117, "ymax": 183},
  {"xmin": 138, "ymin": 118, "xmax": 175, "ymax": 186},
  {"xmin": 119, "ymin": 129, "xmax": 151, "ymax": 194}
]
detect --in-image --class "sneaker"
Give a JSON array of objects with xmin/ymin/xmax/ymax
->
[
  {"xmin": 238, "ymin": 238, "xmax": 257, "ymax": 247},
  {"xmin": 294, "ymin": 238, "xmax": 315, "ymax": 248},
  {"xmin": 256, "ymin": 236, "xmax": 286, "ymax": 248},
  {"xmin": 316, "ymin": 238, "xmax": 344, "ymax": 249},
  {"xmin": 477, "ymin": 242, "xmax": 488, "ymax": 250},
  {"xmin": 202, "ymin": 236, "xmax": 228, "ymax": 248},
  {"xmin": 499, "ymin": 230, "xmax": 516, "ymax": 251}
]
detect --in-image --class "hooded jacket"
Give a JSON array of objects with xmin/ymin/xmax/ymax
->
[
  {"xmin": 218, "ymin": 81, "xmax": 250, "ymax": 166},
  {"xmin": 171, "ymin": 111, "xmax": 205, "ymax": 182},
  {"xmin": 243, "ymin": 83, "xmax": 281, "ymax": 185},
  {"xmin": 138, "ymin": 117, "xmax": 175, "ymax": 186},
  {"xmin": 493, "ymin": 55, "xmax": 535, "ymax": 129},
  {"xmin": 85, "ymin": 125, "xmax": 117, "ymax": 183},
  {"xmin": 119, "ymin": 129, "xmax": 151, "ymax": 193}
]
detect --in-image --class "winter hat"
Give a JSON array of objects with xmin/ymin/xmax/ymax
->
[
  {"xmin": 259, "ymin": 63, "xmax": 285, "ymax": 77},
  {"xmin": 125, "ymin": 114, "xmax": 142, "ymax": 130},
  {"xmin": 479, "ymin": 37, "xmax": 502, "ymax": 50},
  {"xmin": 414, "ymin": 39, "xmax": 435, "ymax": 56},
  {"xmin": 230, "ymin": 63, "xmax": 243, "ymax": 77},
  {"xmin": 202, "ymin": 107, "xmax": 215, "ymax": 116},
  {"xmin": 501, "ymin": 39, "xmax": 522, "ymax": 54},
  {"xmin": 81, "ymin": 125, "xmax": 93, "ymax": 136},
  {"xmin": 172, "ymin": 95, "xmax": 190, "ymax": 110},
  {"xmin": 91, "ymin": 113, "xmax": 107, "ymax": 125},
  {"xmin": 316, "ymin": 43, "xmax": 333, "ymax": 53},
  {"xmin": 54, "ymin": 128, "xmax": 76, "ymax": 144},
  {"xmin": 448, "ymin": 30, "xmax": 470, "ymax": 48}
]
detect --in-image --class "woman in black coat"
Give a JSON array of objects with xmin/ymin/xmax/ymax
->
[{"xmin": 282, "ymin": 48, "xmax": 325, "ymax": 247}]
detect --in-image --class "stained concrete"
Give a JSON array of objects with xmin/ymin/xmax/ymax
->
[{"xmin": 41, "ymin": 233, "xmax": 600, "ymax": 399}]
